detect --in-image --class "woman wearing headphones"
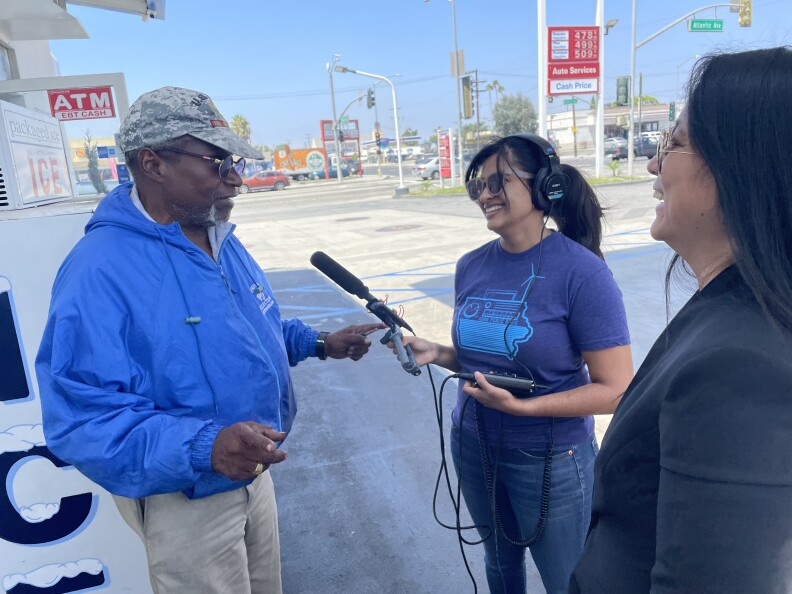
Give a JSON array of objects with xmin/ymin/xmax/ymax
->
[
  {"xmin": 570, "ymin": 47, "xmax": 792, "ymax": 594},
  {"xmin": 399, "ymin": 135, "xmax": 633, "ymax": 593}
]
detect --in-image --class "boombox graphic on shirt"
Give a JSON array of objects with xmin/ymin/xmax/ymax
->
[{"xmin": 456, "ymin": 267, "xmax": 541, "ymax": 360}]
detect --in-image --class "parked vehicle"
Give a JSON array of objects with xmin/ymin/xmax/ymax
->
[
  {"xmin": 239, "ymin": 171, "xmax": 290, "ymax": 193},
  {"xmin": 604, "ymin": 137, "xmax": 628, "ymax": 160},
  {"xmin": 634, "ymin": 135, "xmax": 659, "ymax": 158},
  {"xmin": 273, "ymin": 146, "xmax": 327, "ymax": 181},
  {"xmin": 413, "ymin": 156, "xmax": 440, "ymax": 179},
  {"xmin": 309, "ymin": 165, "xmax": 350, "ymax": 179}
]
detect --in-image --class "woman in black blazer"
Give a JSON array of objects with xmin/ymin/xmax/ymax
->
[{"xmin": 570, "ymin": 47, "xmax": 792, "ymax": 593}]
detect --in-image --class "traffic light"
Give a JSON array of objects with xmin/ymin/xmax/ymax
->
[
  {"xmin": 460, "ymin": 75, "xmax": 473, "ymax": 119},
  {"xmin": 616, "ymin": 76, "xmax": 630, "ymax": 107},
  {"xmin": 738, "ymin": 0, "xmax": 752, "ymax": 27},
  {"xmin": 374, "ymin": 129, "xmax": 381, "ymax": 146},
  {"xmin": 669, "ymin": 102, "xmax": 676, "ymax": 122},
  {"xmin": 337, "ymin": 129, "xmax": 345, "ymax": 142},
  {"xmin": 366, "ymin": 88, "xmax": 376, "ymax": 109}
]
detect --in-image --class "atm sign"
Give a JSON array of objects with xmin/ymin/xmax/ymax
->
[{"xmin": 47, "ymin": 86, "xmax": 116, "ymax": 121}]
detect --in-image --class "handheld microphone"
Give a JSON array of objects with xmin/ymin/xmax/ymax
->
[{"xmin": 310, "ymin": 251, "xmax": 414, "ymax": 333}]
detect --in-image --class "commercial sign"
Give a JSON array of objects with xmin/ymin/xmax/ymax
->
[
  {"xmin": 438, "ymin": 131, "xmax": 451, "ymax": 179},
  {"xmin": 549, "ymin": 79, "xmax": 598, "ymax": 95},
  {"xmin": 547, "ymin": 26, "xmax": 600, "ymax": 96},
  {"xmin": 320, "ymin": 119, "xmax": 360, "ymax": 142},
  {"xmin": 0, "ymin": 99, "xmax": 73, "ymax": 208},
  {"xmin": 548, "ymin": 62, "xmax": 599, "ymax": 80},
  {"xmin": 47, "ymin": 86, "xmax": 116, "ymax": 121}
]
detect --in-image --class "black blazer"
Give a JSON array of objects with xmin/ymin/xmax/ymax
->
[{"xmin": 570, "ymin": 266, "xmax": 792, "ymax": 593}]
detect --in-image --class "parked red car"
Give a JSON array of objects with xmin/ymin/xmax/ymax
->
[{"xmin": 239, "ymin": 171, "xmax": 290, "ymax": 193}]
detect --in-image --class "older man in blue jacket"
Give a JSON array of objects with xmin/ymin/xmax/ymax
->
[{"xmin": 36, "ymin": 86, "xmax": 382, "ymax": 594}]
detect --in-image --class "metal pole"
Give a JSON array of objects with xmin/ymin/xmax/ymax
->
[
  {"xmin": 474, "ymin": 69, "xmax": 482, "ymax": 152},
  {"xmin": 638, "ymin": 72, "xmax": 643, "ymax": 141},
  {"xmin": 572, "ymin": 101, "xmax": 578, "ymax": 157},
  {"xmin": 335, "ymin": 67, "xmax": 407, "ymax": 195},
  {"xmin": 537, "ymin": 0, "xmax": 547, "ymax": 137},
  {"xmin": 628, "ymin": 0, "xmax": 636, "ymax": 177},
  {"xmin": 595, "ymin": 0, "xmax": 604, "ymax": 178},
  {"xmin": 451, "ymin": 0, "xmax": 464, "ymax": 186},
  {"xmin": 327, "ymin": 54, "xmax": 343, "ymax": 185}
]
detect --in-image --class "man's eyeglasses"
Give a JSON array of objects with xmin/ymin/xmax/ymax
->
[
  {"xmin": 466, "ymin": 171, "xmax": 533, "ymax": 201},
  {"xmin": 157, "ymin": 148, "xmax": 246, "ymax": 179},
  {"xmin": 656, "ymin": 127, "xmax": 696, "ymax": 173}
]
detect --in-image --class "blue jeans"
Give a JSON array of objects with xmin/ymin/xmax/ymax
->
[{"xmin": 451, "ymin": 425, "xmax": 598, "ymax": 594}]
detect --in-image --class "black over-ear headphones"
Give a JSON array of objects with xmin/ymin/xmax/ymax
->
[{"xmin": 508, "ymin": 133, "xmax": 568, "ymax": 212}]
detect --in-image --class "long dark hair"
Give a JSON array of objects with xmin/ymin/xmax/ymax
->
[
  {"xmin": 679, "ymin": 47, "xmax": 792, "ymax": 331},
  {"xmin": 466, "ymin": 135, "xmax": 604, "ymax": 258}
]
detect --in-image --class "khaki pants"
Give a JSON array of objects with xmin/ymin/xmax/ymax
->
[{"xmin": 114, "ymin": 471, "xmax": 282, "ymax": 594}]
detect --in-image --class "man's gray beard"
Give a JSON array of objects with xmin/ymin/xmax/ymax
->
[{"xmin": 170, "ymin": 202, "xmax": 218, "ymax": 229}]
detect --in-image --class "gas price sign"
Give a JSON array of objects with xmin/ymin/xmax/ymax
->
[{"xmin": 547, "ymin": 26, "xmax": 600, "ymax": 95}]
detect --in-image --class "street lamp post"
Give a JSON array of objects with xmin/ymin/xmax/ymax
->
[
  {"xmin": 326, "ymin": 54, "xmax": 344, "ymax": 185},
  {"xmin": 628, "ymin": 3, "xmax": 742, "ymax": 176},
  {"xmin": 335, "ymin": 65, "xmax": 408, "ymax": 195},
  {"xmin": 425, "ymin": 0, "xmax": 464, "ymax": 186}
]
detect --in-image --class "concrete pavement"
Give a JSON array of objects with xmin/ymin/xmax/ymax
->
[{"xmin": 230, "ymin": 178, "xmax": 690, "ymax": 593}]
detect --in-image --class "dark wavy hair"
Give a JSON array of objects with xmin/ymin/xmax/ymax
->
[
  {"xmin": 465, "ymin": 135, "xmax": 604, "ymax": 258},
  {"xmin": 674, "ymin": 46, "xmax": 792, "ymax": 331}
]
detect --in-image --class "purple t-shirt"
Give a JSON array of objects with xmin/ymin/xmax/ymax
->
[{"xmin": 451, "ymin": 232, "xmax": 630, "ymax": 448}]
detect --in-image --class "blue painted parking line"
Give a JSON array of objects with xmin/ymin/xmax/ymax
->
[{"xmin": 277, "ymin": 239, "xmax": 666, "ymax": 319}]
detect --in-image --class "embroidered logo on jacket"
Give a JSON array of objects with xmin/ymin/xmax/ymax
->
[{"xmin": 250, "ymin": 283, "xmax": 274, "ymax": 315}]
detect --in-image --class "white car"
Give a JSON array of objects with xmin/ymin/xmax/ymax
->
[{"xmin": 413, "ymin": 156, "xmax": 440, "ymax": 180}]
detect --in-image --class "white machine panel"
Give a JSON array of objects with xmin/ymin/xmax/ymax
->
[
  {"xmin": 0, "ymin": 100, "xmax": 73, "ymax": 211},
  {"xmin": 1, "ymin": 206, "xmax": 153, "ymax": 594}
]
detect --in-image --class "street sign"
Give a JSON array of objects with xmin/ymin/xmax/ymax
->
[
  {"xmin": 563, "ymin": 98, "xmax": 578, "ymax": 105},
  {"xmin": 688, "ymin": 19, "xmax": 724, "ymax": 31}
]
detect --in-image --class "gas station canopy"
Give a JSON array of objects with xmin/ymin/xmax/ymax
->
[{"xmin": 0, "ymin": 0, "xmax": 165, "ymax": 41}]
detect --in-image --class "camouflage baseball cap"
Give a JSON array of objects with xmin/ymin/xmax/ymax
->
[{"xmin": 118, "ymin": 86, "xmax": 263, "ymax": 159}]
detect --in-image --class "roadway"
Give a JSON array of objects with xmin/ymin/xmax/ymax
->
[{"xmin": 231, "ymin": 174, "xmax": 686, "ymax": 593}]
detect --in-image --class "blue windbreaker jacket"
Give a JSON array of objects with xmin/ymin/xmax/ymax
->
[{"xmin": 36, "ymin": 182, "xmax": 317, "ymax": 499}]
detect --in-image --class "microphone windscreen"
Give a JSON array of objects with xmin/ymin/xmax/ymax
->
[{"xmin": 310, "ymin": 251, "xmax": 369, "ymax": 300}]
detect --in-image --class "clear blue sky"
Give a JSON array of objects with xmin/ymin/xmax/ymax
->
[{"xmin": 51, "ymin": 0, "xmax": 790, "ymax": 148}]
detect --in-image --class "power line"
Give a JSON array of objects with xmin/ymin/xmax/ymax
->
[{"xmin": 214, "ymin": 74, "xmax": 449, "ymax": 102}]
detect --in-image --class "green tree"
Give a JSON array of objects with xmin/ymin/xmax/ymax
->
[
  {"xmin": 428, "ymin": 124, "xmax": 444, "ymax": 145},
  {"xmin": 402, "ymin": 127, "xmax": 419, "ymax": 145},
  {"xmin": 230, "ymin": 114, "xmax": 251, "ymax": 144},
  {"xmin": 493, "ymin": 93, "xmax": 538, "ymax": 136},
  {"xmin": 485, "ymin": 80, "xmax": 505, "ymax": 118},
  {"xmin": 608, "ymin": 95, "xmax": 661, "ymax": 108},
  {"xmin": 83, "ymin": 130, "xmax": 107, "ymax": 194}
]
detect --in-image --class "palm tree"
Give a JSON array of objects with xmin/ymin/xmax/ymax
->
[
  {"xmin": 230, "ymin": 114, "xmax": 252, "ymax": 144},
  {"xmin": 485, "ymin": 80, "xmax": 505, "ymax": 120}
]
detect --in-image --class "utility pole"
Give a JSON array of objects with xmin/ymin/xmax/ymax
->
[
  {"xmin": 473, "ymin": 69, "xmax": 482, "ymax": 152},
  {"xmin": 638, "ymin": 72, "xmax": 643, "ymax": 141}
]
